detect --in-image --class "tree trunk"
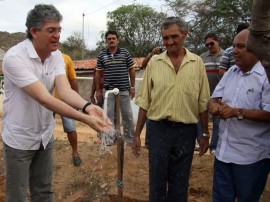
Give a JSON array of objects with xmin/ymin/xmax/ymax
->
[{"xmin": 247, "ymin": 0, "xmax": 270, "ymax": 82}]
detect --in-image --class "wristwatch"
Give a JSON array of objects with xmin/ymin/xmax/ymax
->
[
  {"xmin": 202, "ymin": 133, "xmax": 210, "ymax": 138},
  {"xmin": 237, "ymin": 108, "xmax": 244, "ymax": 120}
]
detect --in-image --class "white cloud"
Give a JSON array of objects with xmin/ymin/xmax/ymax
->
[{"xmin": 0, "ymin": 0, "xmax": 165, "ymax": 49}]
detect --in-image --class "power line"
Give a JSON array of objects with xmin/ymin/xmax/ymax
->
[{"xmin": 85, "ymin": 0, "xmax": 122, "ymax": 16}]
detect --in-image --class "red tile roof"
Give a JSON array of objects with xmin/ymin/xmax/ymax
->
[{"xmin": 73, "ymin": 57, "xmax": 145, "ymax": 70}]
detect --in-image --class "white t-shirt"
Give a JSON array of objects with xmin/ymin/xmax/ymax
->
[{"xmin": 2, "ymin": 39, "xmax": 66, "ymax": 150}]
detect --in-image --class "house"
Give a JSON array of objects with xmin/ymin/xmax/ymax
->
[{"xmin": 73, "ymin": 57, "xmax": 145, "ymax": 74}]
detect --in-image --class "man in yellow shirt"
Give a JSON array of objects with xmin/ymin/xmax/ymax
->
[
  {"xmin": 132, "ymin": 17, "xmax": 210, "ymax": 201},
  {"xmin": 55, "ymin": 53, "xmax": 81, "ymax": 166}
]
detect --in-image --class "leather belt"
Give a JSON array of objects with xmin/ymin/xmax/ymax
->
[{"xmin": 160, "ymin": 119, "xmax": 184, "ymax": 126}]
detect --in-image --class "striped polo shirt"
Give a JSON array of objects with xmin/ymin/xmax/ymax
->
[
  {"xmin": 200, "ymin": 48, "xmax": 224, "ymax": 95},
  {"xmin": 96, "ymin": 47, "xmax": 134, "ymax": 91}
]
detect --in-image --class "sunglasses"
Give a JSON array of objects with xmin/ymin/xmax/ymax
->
[{"xmin": 205, "ymin": 42, "xmax": 215, "ymax": 47}]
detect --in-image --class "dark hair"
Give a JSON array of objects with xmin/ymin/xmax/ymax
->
[
  {"xmin": 204, "ymin": 32, "xmax": 219, "ymax": 42},
  {"xmin": 25, "ymin": 4, "xmax": 63, "ymax": 39},
  {"xmin": 105, "ymin": 30, "xmax": 119, "ymax": 39},
  {"xmin": 236, "ymin": 22, "xmax": 250, "ymax": 34},
  {"xmin": 161, "ymin": 17, "xmax": 188, "ymax": 33}
]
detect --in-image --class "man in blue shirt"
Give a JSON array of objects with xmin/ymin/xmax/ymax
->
[{"xmin": 208, "ymin": 29, "xmax": 270, "ymax": 202}]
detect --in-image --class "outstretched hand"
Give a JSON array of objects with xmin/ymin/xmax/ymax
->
[{"xmin": 85, "ymin": 104, "xmax": 113, "ymax": 133}]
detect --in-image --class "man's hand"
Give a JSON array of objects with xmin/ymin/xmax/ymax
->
[
  {"xmin": 129, "ymin": 88, "xmax": 135, "ymax": 99},
  {"xmin": 90, "ymin": 96, "xmax": 97, "ymax": 105},
  {"xmin": 208, "ymin": 98, "xmax": 221, "ymax": 117},
  {"xmin": 219, "ymin": 102, "xmax": 237, "ymax": 120},
  {"xmin": 96, "ymin": 91, "xmax": 103, "ymax": 104},
  {"xmin": 85, "ymin": 104, "xmax": 113, "ymax": 133},
  {"xmin": 132, "ymin": 136, "xmax": 141, "ymax": 158},
  {"xmin": 199, "ymin": 137, "xmax": 209, "ymax": 156}
]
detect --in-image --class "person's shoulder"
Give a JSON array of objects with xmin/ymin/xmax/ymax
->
[
  {"xmin": 98, "ymin": 48, "xmax": 108, "ymax": 56},
  {"xmin": 199, "ymin": 51, "xmax": 209, "ymax": 58},
  {"xmin": 4, "ymin": 39, "xmax": 28, "ymax": 58},
  {"xmin": 61, "ymin": 53, "xmax": 72, "ymax": 61},
  {"xmin": 219, "ymin": 48, "xmax": 225, "ymax": 55},
  {"xmin": 225, "ymin": 46, "xmax": 233, "ymax": 52},
  {"xmin": 185, "ymin": 48, "xmax": 203, "ymax": 60}
]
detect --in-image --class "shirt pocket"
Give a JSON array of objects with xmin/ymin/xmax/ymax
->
[
  {"xmin": 183, "ymin": 74, "xmax": 199, "ymax": 96},
  {"xmin": 243, "ymin": 88, "xmax": 261, "ymax": 109}
]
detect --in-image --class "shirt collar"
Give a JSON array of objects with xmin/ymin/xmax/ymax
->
[
  {"xmin": 232, "ymin": 61, "xmax": 265, "ymax": 76},
  {"xmin": 25, "ymin": 39, "xmax": 55, "ymax": 61},
  {"xmin": 156, "ymin": 47, "xmax": 198, "ymax": 63},
  {"xmin": 106, "ymin": 47, "xmax": 120, "ymax": 55},
  {"xmin": 206, "ymin": 48, "xmax": 224, "ymax": 57}
]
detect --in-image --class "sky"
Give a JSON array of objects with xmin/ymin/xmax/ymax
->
[{"xmin": 0, "ymin": 0, "xmax": 167, "ymax": 49}]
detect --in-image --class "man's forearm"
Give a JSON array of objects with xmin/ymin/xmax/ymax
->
[
  {"xmin": 199, "ymin": 110, "xmax": 209, "ymax": 134},
  {"xmin": 95, "ymin": 71, "xmax": 102, "ymax": 92},
  {"xmin": 134, "ymin": 108, "xmax": 147, "ymax": 137},
  {"xmin": 129, "ymin": 67, "xmax": 135, "ymax": 87}
]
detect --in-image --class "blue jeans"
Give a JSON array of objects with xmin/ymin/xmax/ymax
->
[
  {"xmin": 106, "ymin": 90, "xmax": 134, "ymax": 143},
  {"xmin": 147, "ymin": 120, "xmax": 197, "ymax": 202},
  {"xmin": 3, "ymin": 136, "xmax": 54, "ymax": 202},
  {"xmin": 213, "ymin": 158, "xmax": 270, "ymax": 202},
  {"xmin": 61, "ymin": 116, "xmax": 76, "ymax": 133},
  {"xmin": 197, "ymin": 116, "xmax": 219, "ymax": 150}
]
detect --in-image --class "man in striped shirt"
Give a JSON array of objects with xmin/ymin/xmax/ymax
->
[
  {"xmin": 95, "ymin": 30, "xmax": 135, "ymax": 145},
  {"xmin": 199, "ymin": 32, "xmax": 224, "ymax": 155},
  {"xmin": 132, "ymin": 17, "xmax": 210, "ymax": 201}
]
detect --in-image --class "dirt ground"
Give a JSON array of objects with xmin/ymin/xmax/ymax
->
[{"xmin": 0, "ymin": 117, "xmax": 269, "ymax": 202}]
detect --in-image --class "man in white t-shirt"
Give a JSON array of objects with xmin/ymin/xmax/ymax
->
[{"xmin": 2, "ymin": 4, "xmax": 112, "ymax": 202}]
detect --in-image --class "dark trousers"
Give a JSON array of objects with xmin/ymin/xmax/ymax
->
[
  {"xmin": 147, "ymin": 120, "xmax": 197, "ymax": 202},
  {"xmin": 213, "ymin": 158, "xmax": 270, "ymax": 202}
]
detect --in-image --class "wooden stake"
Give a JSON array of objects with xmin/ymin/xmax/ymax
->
[{"xmin": 115, "ymin": 93, "xmax": 124, "ymax": 201}]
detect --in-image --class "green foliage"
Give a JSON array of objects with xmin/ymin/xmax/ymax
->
[
  {"xmin": 60, "ymin": 32, "xmax": 87, "ymax": 60},
  {"xmin": 98, "ymin": 4, "xmax": 167, "ymax": 57}
]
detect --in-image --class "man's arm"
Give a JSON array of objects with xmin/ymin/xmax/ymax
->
[
  {"xmin": 141, "ymin": 46, "xmax": 164, "ymax": 69},
  {"xmin": 129, "ymin": 67, "xmax": 135, "ymax": 98},
  {"xmin": 95, "ymin": 70, "xmax": 103, "ymax": 103},
  {"xmin": 69, "ymin": 79, "xmax": 79, "ymax": 94},
  {"xmin": 198, "ymin": 110, "xmax": 209, "ymax": 156},
  {"xmin": 132, "ymin": 107, "xmax": 147, "ymax": 157},
  {"xmin": 218, "ymin": 102, "xmax": 270, "ymax": 123},
  {"xmin": 22, "ymin": 78, "xmax": 110, "ymax": 132},
  {"xmin": 90, "ymin": 74, "xmax": 97, "ymax": 104}
]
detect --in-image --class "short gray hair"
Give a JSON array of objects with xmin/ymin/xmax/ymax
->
[
  {"xmin": 25, "ymin": 4, "xmax": 63, "ymax": 39},
  {"xmin": 161, "ymin": 17, "xmax": 188, "ymax": 33}
]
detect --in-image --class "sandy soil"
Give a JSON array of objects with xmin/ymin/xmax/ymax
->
[{"xmin": 0, "ymin": 117, "xmax": 269, "ymax": 202}]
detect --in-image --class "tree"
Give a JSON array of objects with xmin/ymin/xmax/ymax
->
[
  {"xmin": 61, "ymin": 32, "xmax": 86, "ymax": 60},
  {"xmin": 97, "ymin": 4, "xmax": 167, "ymax": 57}
]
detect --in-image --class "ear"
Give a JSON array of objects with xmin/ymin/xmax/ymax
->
[
  {"xmin": 182, "ymin": 31, "xmax": 188, "ymax": 38},
  {"xmin": 30, "ymin": 28, "xmax": 38, "ymax": 39}
]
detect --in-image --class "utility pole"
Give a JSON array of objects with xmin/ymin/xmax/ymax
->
[{"xmin": 82, "ymin": 13, "xmax": 85, "ymax": 60}]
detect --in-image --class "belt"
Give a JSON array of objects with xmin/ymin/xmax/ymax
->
[
  {"xmin": 206, "ymin": 69, "xmax": 219, "ymax": 73},
  {"xmin": 160, "ymin": 119, "xmax": 185, "ymax": 126}
]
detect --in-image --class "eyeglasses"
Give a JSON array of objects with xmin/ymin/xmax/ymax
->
[
  {"xmin": 205, "ymin": 42, "xmax": 215, "ymax": 47},
  {"xmin": 38, "ymin": 27, "xmax": 62, "ymax": 34}
]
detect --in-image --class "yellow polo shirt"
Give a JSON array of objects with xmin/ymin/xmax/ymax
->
[
  {"xmin": 54, "ymin": 53, "xmax": 77, "ymax": 99},
  {"xmin": 135, "ymin": 48, "xmax": 210, "ymax": 124}
]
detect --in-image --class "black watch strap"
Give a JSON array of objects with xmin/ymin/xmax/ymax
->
[{"xmin": 82, "ymin": 102, "xmax": 91, "ymax": 114}]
